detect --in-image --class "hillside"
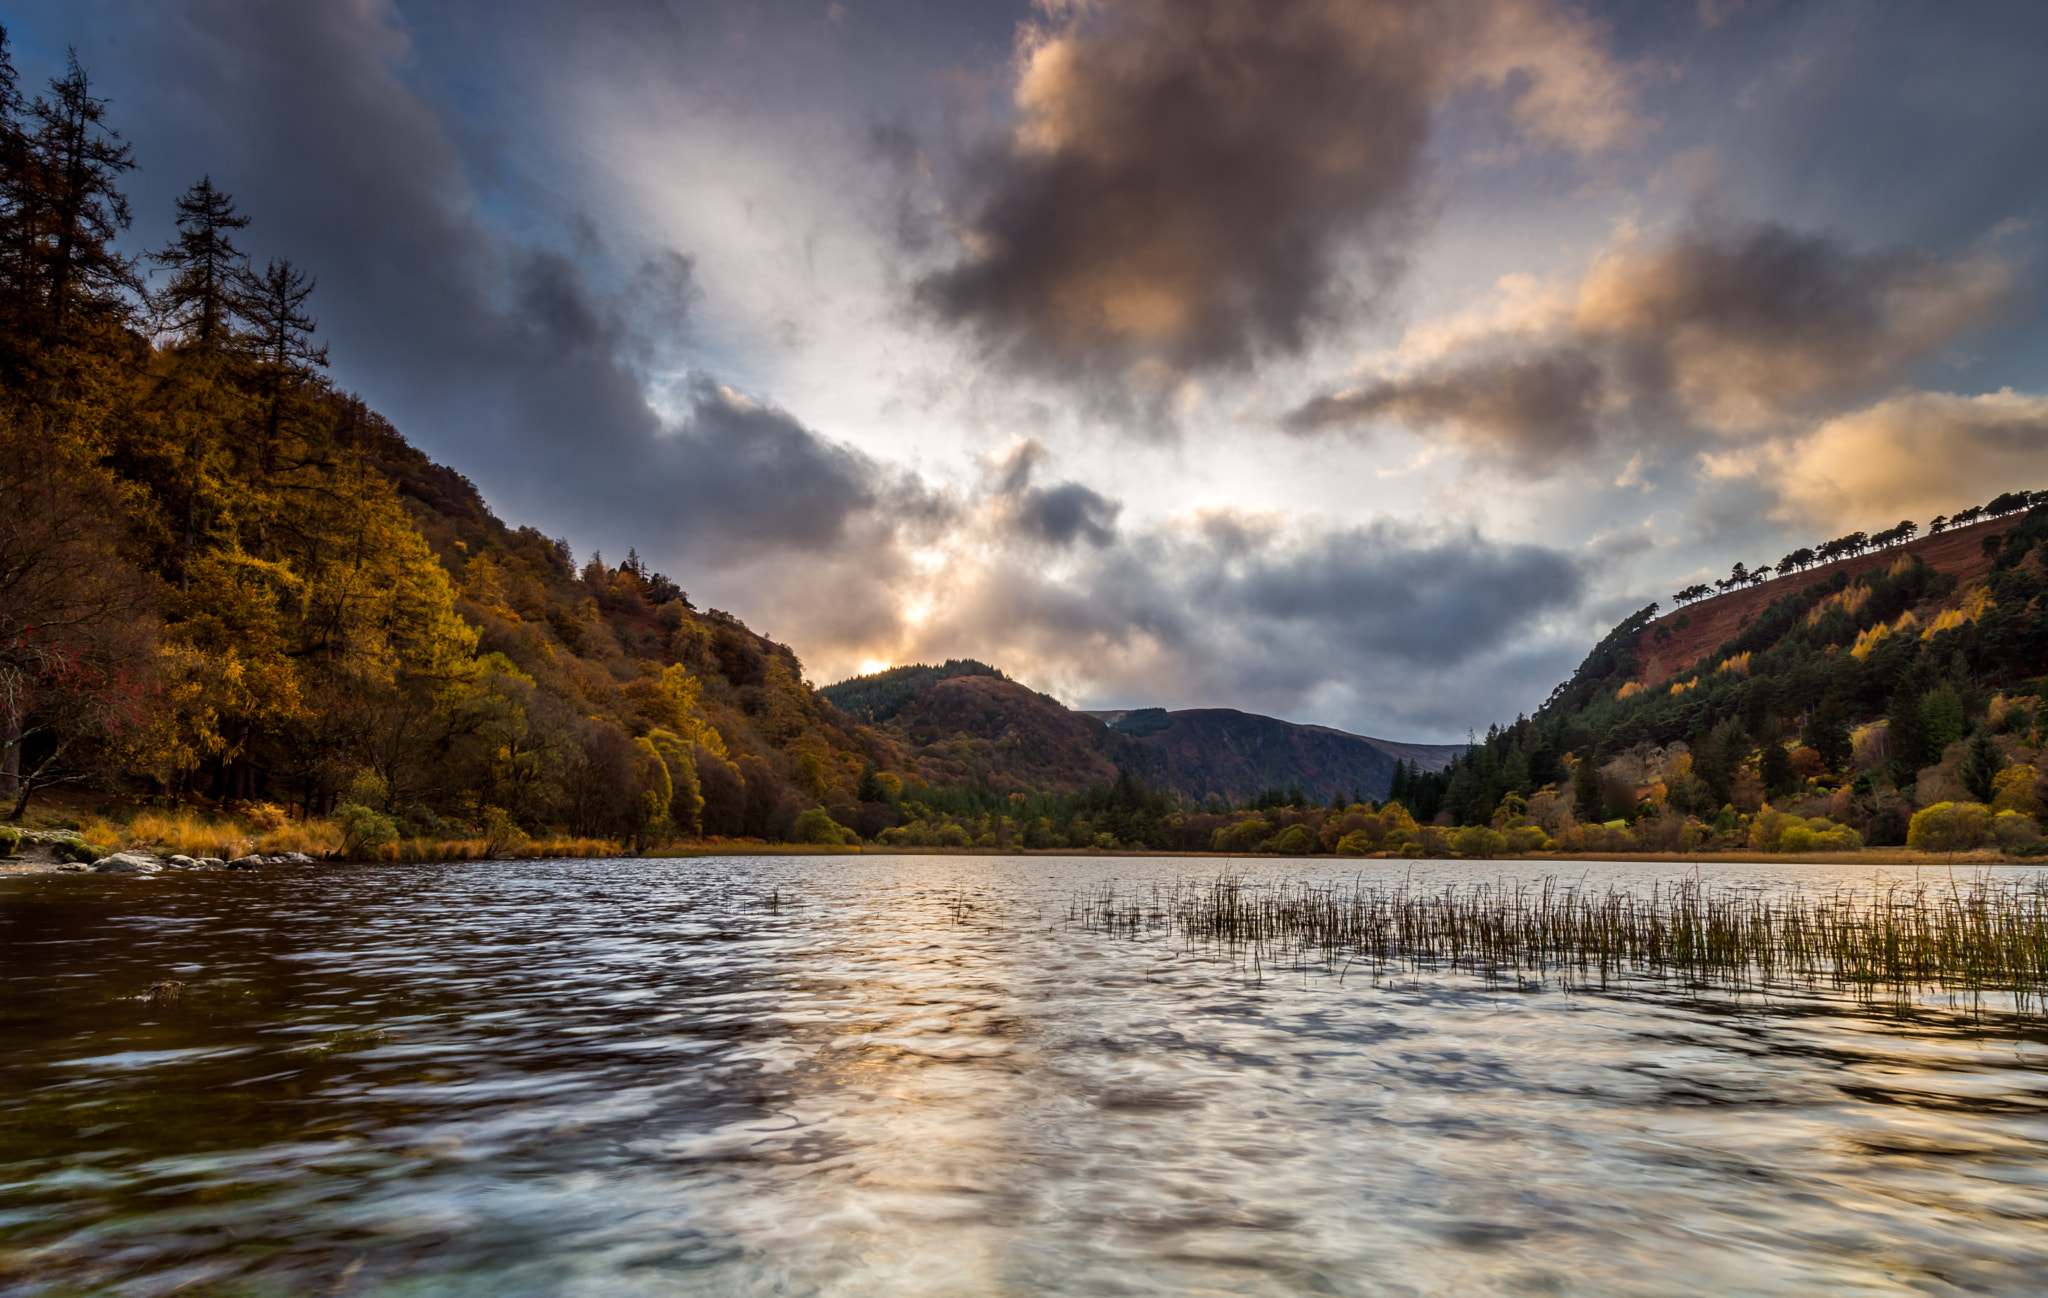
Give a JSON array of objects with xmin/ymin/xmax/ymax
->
[
  {"xmin": 825, "ymin": 665, "xmax": 1460, "ymax": 802},
  {"xmin": 1637, "ymin": 513, "xmax": 2013, "ymax": 686},
  {"xmin": 1400, "ymin": 493, "xmax": 2048, "ymax": 845}
]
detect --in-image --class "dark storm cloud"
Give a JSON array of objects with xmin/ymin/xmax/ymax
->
[
  {"xmin": 917, "ymin": 0, "xmax": 1438, "ymax": 379},
  {"xmin": 1287, "ymin": 350, "xmax": 1606, "ymax": 468},
  {"xmin": 46, "ymin": 0, "xmax": 928, "ymax": 579},
  {"xmin": 916, "ymin": 0, "xmax": 1634, "ymax": 392},
  {"xmin": 990, "ymin": 439, "xmax": 1120, "ymax": 548},
  {"xmin": 1285, "ymin": 218, "xmax": 2017, "ymax": 468}
]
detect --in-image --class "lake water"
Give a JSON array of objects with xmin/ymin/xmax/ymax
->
[{"xmin": 4, "ymin": 855, "xmax": 2047, "ymax": 1296}]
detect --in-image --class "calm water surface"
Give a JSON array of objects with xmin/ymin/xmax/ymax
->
[{"xmin": 4, "ymin": 855, "xmax": 2047, "ymax": 1296}]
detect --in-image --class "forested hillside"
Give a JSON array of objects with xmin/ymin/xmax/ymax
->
[
  {"xmin": 0, "ymin": 43, "xmax": 907, "ymax": 851},
  {"xmin": 1399, "ymin": 492, "xmax": 2048, "ymax": 855}
]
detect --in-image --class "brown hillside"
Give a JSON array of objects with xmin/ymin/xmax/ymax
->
[
  {"xmin": 1639, "ymin": 515, "xmax": 2010, "ymax": 685},
  {"xmin": 892, "ymin": 676, "xmax": 1124, "ymax": 793}
]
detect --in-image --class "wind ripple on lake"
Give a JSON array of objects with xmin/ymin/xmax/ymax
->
[{"xmin": 3, "ymin": 855, "xmax": 2046, "ymax": 1295}]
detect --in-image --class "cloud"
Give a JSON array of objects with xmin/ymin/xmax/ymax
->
[
  {"xmin": 917, "ymin": 0, "xmax": 1633, "ymax": 389},
  {"xmin": 1704, "ymin": 387, "xmax": 2048, "ymax": 530},
  {"xmin": 834, "ymin": 504, "xmax": 1593, "ymax": 739},
  {"xmin": 1286, "ymin": 218, "xmax": 2017, "ymax": 468},
  {"xmin": 989, "ymin": 439, "xmax": 1121, "ymax": 548}
]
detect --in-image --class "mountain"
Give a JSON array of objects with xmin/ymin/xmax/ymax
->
[
  {"xmin": 1401, "ymin": 493, "xmax": 2048, "ymax": 837},
  {"xmin": 823, "ymin": 665, "xmax": 1463, "ymax": 802}
]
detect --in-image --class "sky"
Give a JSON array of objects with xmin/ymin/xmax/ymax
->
[{"xmin": 10, "ymin": 0, "xmax": 2048, "ymax": 741}]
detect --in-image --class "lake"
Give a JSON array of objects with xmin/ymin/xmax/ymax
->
[{"xmin": 4, "ymin": 855, "xmax": 2047, "ymax": 1296}]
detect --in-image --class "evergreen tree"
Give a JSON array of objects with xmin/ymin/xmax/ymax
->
[
  {"xmin": 1957, "ymin": 728, "xmax": 2005, "ymax": 803},
  {"xmin": 19, "ymin": 51, "xmax": 137, "ymax": 344},
  {"xmin": 1800, "ymin": 693, "xmax": 1852, "ymax": 773},
  {"xmin": 1920, "ymin": 684, "xmax": 1966, "ymax": 757},
  {"xmin": 151, "ymin": 176, "xmax": 250, "ymax": 348},
  {"xmin": 1572, "ymin": 757, "xmax": 1604, "ymax": 824},
  {"xmin": 1887, "ymin": 686, "xmax": 1928, "ymax": 788},
  {"xmin": 1758, "ymin": 739, "xmax": 1795, "ymax": 800}
]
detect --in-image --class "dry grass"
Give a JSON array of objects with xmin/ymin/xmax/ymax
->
[
  {"xmin": 122, "ymin": 810, "xmax": 256, "ymax": 859},
  {"xmin": 370, "ymin": 835, "xmax": 624, "ymax": 863},
  {"xmin": 1077, "ymin": 873, "xmax": 2048, "ymax": 1017}
]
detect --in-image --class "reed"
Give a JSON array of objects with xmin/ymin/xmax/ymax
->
[{"xmin": 1074, "ymin": 873, "xmax": 2048, "ymax": 1016}]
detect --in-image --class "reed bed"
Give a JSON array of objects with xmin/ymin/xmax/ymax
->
[{"xmin": 1073, "ymin": 874, "xmax": 2048, "ymax": 1017}]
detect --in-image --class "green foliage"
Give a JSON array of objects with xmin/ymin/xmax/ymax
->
[
  {"xmin": 1452, "ymin": 825, "xmax": 1507, "ymax": 858},
  {"xmin": 1266, "ymin": 824, "xmax": 1317, "ymax": 855},
  {"xmin": 1801, "ymin": 694, "xmax": 1852, "ymax": 772},
  {"xmin": 792, "ymin": 807, "xmax": 854, "ymax": 846},
  {"xmin": 0, "ymin": 825, "xmax": 18, "ymax": 856},
  {"xmin": 334, "ymin": 803, "xmax": 399, "ymax": 858},
  {"xmin": 1957, "ymin": 729, "xmax": 2005, "ymax": 803},
  {"xmin": 1906, "ymin": 802, "xmax": 1992, "ymax": 853},
  {"xmin": 1921, "ymin": 685, "xmax": 1967, "ymax": 757}
]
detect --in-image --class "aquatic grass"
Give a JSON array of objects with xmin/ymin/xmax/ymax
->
[{"xmin": 1074, "ymin": 873, "xmax": 2048, "ymax": 1017}]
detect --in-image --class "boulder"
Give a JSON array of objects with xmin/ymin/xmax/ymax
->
[
  {"xmin": 226, "ymin": 855, "xmax": 263, "ymax": 870},
  {"xmin": 92, "ymin": 853, "xmax": 162, "ymax": 874},
  {"xmin": 167, "ymin": 855, "xmax": 198, "ymax": 868},
  {"xmin": 57, "ymin": 862, "xmax": 89, "ymax": 872},
  {"xmin": 198, "ymin": 857, "xmax": 227, "ymax": 869}
]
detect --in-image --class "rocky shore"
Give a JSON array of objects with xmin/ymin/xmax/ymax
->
[{"xmin": 0, "ymin": 829, "xmax": 323, "ymax": 875}]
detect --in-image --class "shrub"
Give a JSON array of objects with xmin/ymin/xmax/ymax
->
[
  {"xmin": 1778, "ymin": 824, "xmax": 1819, "ymax": 852},
  {"xmin": 1906, "ymin": 801, "xmax": 1993, "ymax": 853},
  {"xmin": 1212, "ymin": 818, "xmax": 1273, "ymax": 853},
  {"xmin": 334, "ymin": 803, "xmax": 401, "ymax": 858},
  {"xmin": 792, "ymin": 807, "xmax": 853, "ymax": 846},
  {"xmin": 1453, "ymin": 825, "xmax": 1508, "ymax": 858},
  {"xmin": 1267, "ymin": 824, "xmax": 1318, "ymax": 855},
  {"xmin": 0, "ymin": 826, "xmax": 18, "ymax": 857},
  {"xmin": 1992, "ymin": 810, "xmax": 2041, "ymax": 851},
  {"xmin": 1336, "ymin": 830, "xmax": 1377, "ymax": 856},
  {"xmin": 1503, "ymin": 825, "xmax": 1550, "ymax": 854}
]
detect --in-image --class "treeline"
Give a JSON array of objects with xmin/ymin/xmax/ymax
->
[
  {"xmin": 1672, "ymin": 490, "xmax": 2042, "ymax": 604},
  {"xmin": 818, "ymin": 660, "xmax": 1008, "ymax": 722},
  {"xmin": 0, "ymin": 38, "xmax": 907, "ymax": 849}
]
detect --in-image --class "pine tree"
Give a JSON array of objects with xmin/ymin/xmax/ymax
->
[
  {"xmin": 1957, "ymin": 728, "xmax": 2005, "ymax": 803},
  {"xmin": 1801, "ymin": 693, "xmax": 1852, "ymax": 773},
  {"xmin": 151, "ymin": 176, "xmax": 251, "ymax": 348},
  {"xmin": 1887, "ymin": 686, "xmax": 1927, "ymax": 789},
  {"xmin": 1572, "ymin": 757, "xmax": 1604, "ymax": 824},
  {"xmin": 21, "ymin": 51, "xmax": 137, "ymax": 344}
]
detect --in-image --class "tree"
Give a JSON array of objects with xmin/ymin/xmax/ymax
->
[
  {"xmin": 238, "ymin": 256, "xmax": 328, "ymax": 482},
  {"xmin": 1759, "ymin": 740, "xmax": 1796, "ymax": 799},
  {"xmin": 1887, "ymin": 686, "xmax": 1929, "ymax": 788},
  {"xmin": 1958, "ymin": 729, "xmax": 2005, "ymax": 803},
  {"xmin": 0, "ymin": 425, "xmax": 157, "ymax": 817},
  {"xmin": 19, "ymin": 51, "xmax": 137, "ymax": 345},
  {"xmin": 1800, "ymin": 693, "xmax": 1852, "ymax": 773},
  {"xmin": 1572, "ymin": 758, "xmax": 1604, "ymax": 824},
  {"xmin": 150, "ymin": 176, "xmax": 251, "ymax": 349},
  {"xmin": 1921, "ymin": 684, "xmax": 1967, "ymax": 757}
]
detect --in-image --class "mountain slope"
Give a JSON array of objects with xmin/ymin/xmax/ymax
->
[{"xmin": 827, "ymin": 665, "xmax": 1459, "ymax": 801}]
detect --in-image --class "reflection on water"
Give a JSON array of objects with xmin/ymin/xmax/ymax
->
[{"xmin": 3, "ymin": 856, "xmax": 2047, "ymax": 1296}]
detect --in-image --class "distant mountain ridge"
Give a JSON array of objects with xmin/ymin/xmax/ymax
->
[{"xmin": 824, "ymin": 664, "xmax": 1463, "ymax": 802}]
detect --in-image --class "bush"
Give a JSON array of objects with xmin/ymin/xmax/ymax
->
[
  {"xmin": 1453, "ymin": 825, "xmax": 1508, "ymax": 858},
  {"xmin": 1335, "ymin": 829, "xmax": 1377, "ymax": 856},
  {"xmin": 1992, "ymin": 810, "xmax": 2041, "ymax": 851},
  {"xmin": 792, "ymin": 807, "xmax": 853, "ymax": 846},
  {"xmin": 0, "ymin": 826, "xmax": 18, "ymax": 857},
  {"xmin": 334, "ymin": 803, "xmax": 401, "ymax": 858},
  {"xmin": 1267, "ymin": 824, "xmax": 1318, "ymax": 855},
  {"xmin": 1906, "ymin": 801, "xmax": 1993, "ymax": 853},
  {"xmin": 1212, "ymin": 818, "xmax": 1273, "ymax": 853}
]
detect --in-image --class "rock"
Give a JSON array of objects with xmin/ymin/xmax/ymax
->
[
  {"xmin": 198, "ymin": 857, "xmax": 227, "ymax": 869},
  {"xmin": 57, "ymin": 862, "xmax": 89, "ymax": 872},
  {"xmin": 167, "ymin": 855, "xmax": 198, "ymax": 868},
  {"xmin": 92, "ymin": 853, "xmax": 162, "ymax": 874},
  {"xmin": 226, "ymin": 855, "xmax": 263, "ymax": 870},
  {"xmin": 283, "ymin": 852, "xmax": 317, "ymax": 864}
]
